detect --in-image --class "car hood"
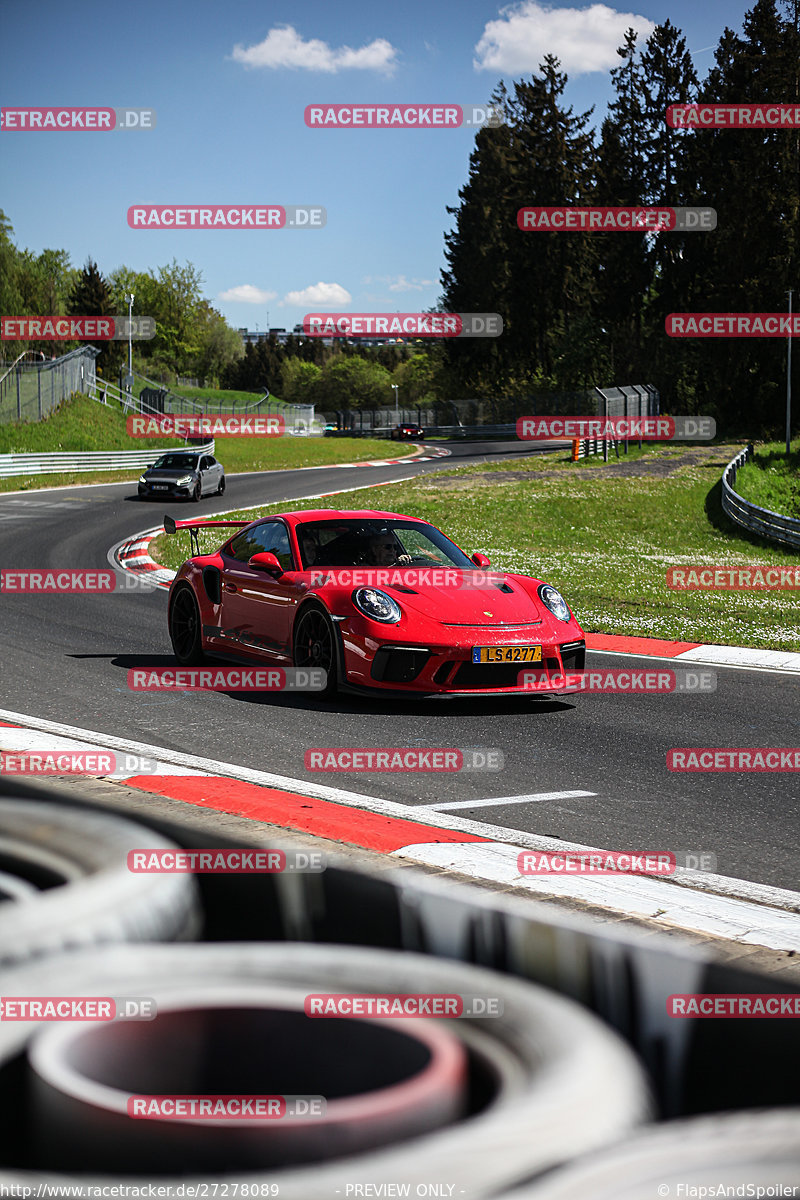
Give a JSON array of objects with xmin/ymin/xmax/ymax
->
[
  {"xmin": 145, "ymin": 468, "xmax": 198, "ymax": 481},
  {"xmin": 385, "ymin": 575, "xmax": 547, "ymax": 626}
]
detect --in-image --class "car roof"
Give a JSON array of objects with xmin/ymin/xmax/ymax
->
[{"xmin": 254, "ymin": 509, "xmax": 430, "ymax": 526}]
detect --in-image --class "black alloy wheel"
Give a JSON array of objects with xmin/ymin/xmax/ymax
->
[
  {"xmin": 169, "ymin": 586, "xmax": 205, "ymax": 665},
  {"xmin": 293, "ymin": 605, "xmax": 338, "ymax": 698}
]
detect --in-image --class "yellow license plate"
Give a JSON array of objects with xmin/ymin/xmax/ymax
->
[{"xmin": 472, "ymin": 645, "xmax": 542, "ymax": 664}]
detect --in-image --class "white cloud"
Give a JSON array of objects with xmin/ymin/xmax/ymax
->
[
  {"xmin": 281, "ymin": 282, "xmax": 352, "ymax": 307},
  {"xmin": 218, "ymin": 284, "xmax": 277, "ymax": 304},
  {"xmin": 361, "ymin": 274, "xmax": 434, "ymax": 292},
  {"xmin": 388, "ymin": 275, "xmax": 434, "ymax": 293},
  {"xmin": 474, "ymin": 2, "xmax": 656, "ymax": 77},
  {"xmin": 232, "ymin": 26, "xmax": 397, "ymax": 74}
]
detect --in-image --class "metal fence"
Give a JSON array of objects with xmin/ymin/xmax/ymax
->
[
  {"xmin": 0, "ymin": 347, "xmax": 99, "ymax": 425},
  {"xmin": 0, "ymin": 441, "xmax": 215, "ymax": 480},
  {"xmin": 123, "ymin": 371, "xmax": 318, "ymax": 434},
  {"xmin": 324, "ymin": 389, "xmax": 656, "ymax": 436},
  {"xmin": 722, "ymin": 444, "xmax": 800, "ymax": 550}
]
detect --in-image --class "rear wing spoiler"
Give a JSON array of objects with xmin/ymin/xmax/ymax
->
[{"xmin": 163, "ymin": 515, "xmax": 252, "ymax": 556}]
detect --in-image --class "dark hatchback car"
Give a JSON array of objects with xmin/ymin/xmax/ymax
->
[
  {"xmin": 390, "ymin": 422, "xmax": 424, "ymax": 441},
  {"xmin": 138, "ymin": 452, "xmax": 225, "ymax": 502}
]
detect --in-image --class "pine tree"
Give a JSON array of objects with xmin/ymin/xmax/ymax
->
[
  {"xmin": 675, "ymin": 0, "xmax": 800, "ymax": 430},
  {"xmin": 67, "ymin": 259, "xmax": 121, "ymax": 370},
  {"xmin": 593, "ymin": 29, "xmax": 652, "ymax": 378}
]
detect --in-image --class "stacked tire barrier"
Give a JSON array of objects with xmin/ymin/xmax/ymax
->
[{"xmin": 1, "ymin": 776, "xmax": 798, "ymax": 1196}]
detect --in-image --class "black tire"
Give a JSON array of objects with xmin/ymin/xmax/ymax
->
[
  {"xmin": 0, "ymin": 802, "xmax": 201, "ymax": 968},
  {"xmin": 192, "ymin": 480, "xmax": 202, "ymax": 502},
  {"xmin": 217, "ymin": 474, "xmax": 225, "ymax": 495},
  {"xmin": 169, "ymin": 585, "xmax": 205, "ymax": 665},
  {"xmin": 293, "ymin": 603, "xmax": 338, "ymax": 698}
]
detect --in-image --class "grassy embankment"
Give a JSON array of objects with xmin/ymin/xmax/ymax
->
[
  {"xmin": 152, "ymin": 440, "xmax": 799, "ymax": 651},
  {"xmin": 0, "ymin": 393, "xmax": 412, "ymax": 493},
  {"xmin": 735, "ymin": 440, "xmax": 800, "ymax": 519}
]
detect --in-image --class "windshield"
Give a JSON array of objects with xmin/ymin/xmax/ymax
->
[
  {"xmin": 295, "ymin": 519, "xmax": 475, "ymax": 570},
  {"xmin": 151, "ymin": 454, "xmax": 198, "ymax": 471}
]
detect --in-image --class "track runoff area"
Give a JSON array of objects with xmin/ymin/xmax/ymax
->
[{"xmin": 0, "ymin": 438, "xmax": 798, "ymax": 961}]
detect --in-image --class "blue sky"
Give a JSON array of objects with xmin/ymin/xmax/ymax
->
[{"xmin": 2, "ymin": 0, "xmax": 758, "ymax": 330}]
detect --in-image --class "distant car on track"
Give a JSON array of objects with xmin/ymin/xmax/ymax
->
[
  {"xmin": 165, "ymin": 508, "xmax": 585, "ymax": 699},
  {"xmin": 138, "ymin": 452, "xmax": 225, "ymax": 502},
  {"xmin": 390, "ymin": 422, "xmax": 424, "ymax": 441}
]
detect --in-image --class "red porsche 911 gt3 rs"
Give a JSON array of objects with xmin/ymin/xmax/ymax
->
[{"xmin": 164, "ymin": 509, "xmax": 585, "ymax": 698}]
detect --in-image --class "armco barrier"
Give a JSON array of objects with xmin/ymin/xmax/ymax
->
[
  {"xmin": 722, "ymin": 444, "xmax": 800, "ymax": 550},
  {"xmin": 0, "ymin": 441, "xmax": 214, "ymax": 479},
  {"xmin": 0, "ymin": 773, "xmax": 798, "ymax": 1191}
]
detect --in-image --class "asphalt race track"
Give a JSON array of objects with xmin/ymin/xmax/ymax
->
[{"xmin": 1, "ymin": 440, "xmax": 797, "ymax": 891}]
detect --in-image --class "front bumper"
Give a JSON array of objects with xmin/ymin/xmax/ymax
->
[
  {"xmin": 340, "ymin": 623, "xmax": 586, "ymax": 695},
  {"xmin": 139, "ymin": 481, "xmax": 195, "ymax": 500}
]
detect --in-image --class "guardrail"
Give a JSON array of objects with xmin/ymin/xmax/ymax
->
[
  {"xmin": 0, "ymin": 441, "xmax": 214, "ymax": 479},
  {"xmin": 722, "ymin": 444, "xmax": 800, "ymax": 550}
]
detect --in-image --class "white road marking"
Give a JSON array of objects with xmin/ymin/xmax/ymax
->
[
  {"xmin": 589, "ymin": 648, "xmax": 800, "ymax": 675},
  {"xmin": 0, "ymin": 728, "xmax": 209, "ymax": 778},
  {"xmin": 422, "ymin": 790, "xmax": 596, "ymax": 811},
  {"xmin": 2, "ymin": 707, "xmax": 799, "ymax": 952}
]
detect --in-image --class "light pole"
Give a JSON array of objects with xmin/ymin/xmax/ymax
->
[
  {"xmin": 124, "ymin": 292, "xmax": 135, "ymax": 395},
  {"xmin": 391, "ymin": 383, "xmax": 399, "ymax": 420},
  {"xmin": 787, "ymin": 288, "xmax": 794, "ymax": 455}
]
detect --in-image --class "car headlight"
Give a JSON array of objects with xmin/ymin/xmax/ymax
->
[
  {"xmin": 353, "ymin": 587, "xmax": 402, "ymax": 623},
  {"xmin": 176, "ymin": 475, "xmax": 194, "ymax": 486},
  {"xmin": 138, "ymin": 475, "xmax": 148, "ymax": 484},
  {"xmin": 538, "ymin": 584, "xmax": 572, "ymax": 623}
]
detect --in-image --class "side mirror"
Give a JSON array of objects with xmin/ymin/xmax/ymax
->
[
  {"xmin": 471, "ymin": 552, "xmax": 491, "ymax": 567},
  {"xmin": 249, "ymin": 552, "xmax": 283, "ymax": 576}
]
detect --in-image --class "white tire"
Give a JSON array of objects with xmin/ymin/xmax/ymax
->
[
  {"xmin": 0, "ymin": 941, "xmax": 651, "ymax": 1196},
  {"xmin": 498, "ymin": 1107, "xmax": 800, "ymax": 1198},
  {"xmin": 0, "ymin": 800, "xmax": 201, "ymax": 966}
]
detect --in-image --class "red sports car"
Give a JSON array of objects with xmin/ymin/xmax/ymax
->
[{"xmin": 164, "ymin": 509, "xmax": 585, "ymax": 698}]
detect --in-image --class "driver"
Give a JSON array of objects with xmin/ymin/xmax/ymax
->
[{"xmin": 365, "ymin": 533, "xmax": 410, "ymax": 566}]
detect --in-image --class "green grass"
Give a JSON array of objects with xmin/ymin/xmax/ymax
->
[
  {"xmin": 437, "ymin": 444, "xmax": 655, "ymax": 474},
  {"xmin": 735, "ymin": 440, "xmax": 800, "ymax": 519},
  {"xmin": 152, "ymin": 443, "xmax": 800, "ymax": 651},
  {"xmin": 0, "ymin": 392, "xmax": 415, "ymax": 491},
  {"xmin": 0, "ymin": 394, "xmax": 180, "ymax": 454},
  {"xmin": 168, "ymin": 385, "xmax": 282, "ymax": 408}
]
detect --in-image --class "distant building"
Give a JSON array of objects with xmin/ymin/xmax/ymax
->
[{"xmin": 238, "ymin": 328, "xmax": 268, "ymax": 346}]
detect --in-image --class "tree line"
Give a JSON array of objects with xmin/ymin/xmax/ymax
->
[
  {"xmin": 438, "ymin": 0, "xmax": 800, "ymax": 434},
  {"xmin": 0, "ymin": 222, "xmax": 242, "ymax": 382}
]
